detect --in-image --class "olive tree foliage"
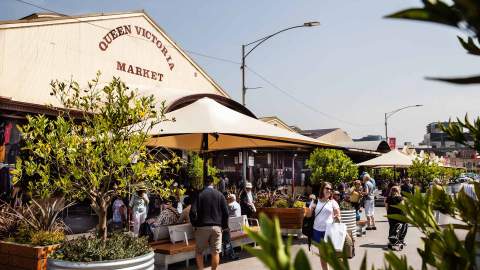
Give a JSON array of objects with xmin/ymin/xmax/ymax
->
[
  {"xmin": 12, "ymin": 73, "xmax": 180, "ymax": 240},
  {"xmin": 306, "ymin": 149, "xmax": 357, "ymax": 186},
  {"xmin": 186, "ymin": 152, "xmax": 220, "ymax": 190},
  {"xmin": 407, "ymin": 155, "xmax": 442, "ymax": 189}
]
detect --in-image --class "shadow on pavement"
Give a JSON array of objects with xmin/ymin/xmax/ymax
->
[{"xmin": 359, "ymin": 243, "xmax": 388, "ymax": 250}]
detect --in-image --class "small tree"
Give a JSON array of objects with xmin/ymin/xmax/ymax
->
[
  {"xmin": 13, "ymin": 73, "xmax": 178, "ymax": 240},
  {"xmin": 407, "ymin": 156, "xmax": 441, "ymax": 189},
  {"xmin": 306, "ymin": 149, "xmax": 357, "ymax": 187},
  {"xmin": 186, "ymin": 152, "xmax": 219, "ymax": 190},
  {"xmin": 376, "ymin": 168, "xmax": 394, "ymax": 181}
]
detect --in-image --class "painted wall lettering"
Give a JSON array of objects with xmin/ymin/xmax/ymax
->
[
  {"xmin": 100, "ymin": 25, "xmax": 175, "ymax": 71},
  {"xmin": 116, "ymin": 61, "xmax": 164, "ymax": 82}
]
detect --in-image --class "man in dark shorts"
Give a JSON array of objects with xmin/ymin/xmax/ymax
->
[{"xmin": 191, "ymin": 176, "xmax": 229, "ymax": 270}]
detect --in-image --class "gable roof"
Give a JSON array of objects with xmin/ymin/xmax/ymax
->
[
  {"xmin": 0, "ymin": 11, "xmax": 230, "ymax": 105},
  {"xmin": 301, "ymin": 128, "xmax": 340, "ymax": 139},
  {"xmin": 259, "ymin": 116, "xmax": 297, "ymax": 133}
]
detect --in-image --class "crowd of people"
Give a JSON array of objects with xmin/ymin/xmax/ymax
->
[
  {"xmin": 109, "ymin": 172, "xmax": 475, "ymax": 270},
  {"xmin": 108, "ymin": 176, "xmax": 258, "ymax": 270}
]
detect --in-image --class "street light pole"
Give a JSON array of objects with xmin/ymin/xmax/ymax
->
[
  {"xmin": 240, "ymin": 21, "xmax": 319, "ymax": 106},
  {"xmin": 384, "ymin": 104, "xmax": 423, "ymax": 141},
  {"xmin": 240, "ymin": 21, "xmax": 319, "ymax": 185},
  {"xmin": 241, "ymin": 44, "xmax": 246, "ymax": 106}
]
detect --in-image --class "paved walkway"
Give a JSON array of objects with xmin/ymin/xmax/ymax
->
[{"xmin": 168, "ymin": 206, "xmax": 425, "ymax": 270}]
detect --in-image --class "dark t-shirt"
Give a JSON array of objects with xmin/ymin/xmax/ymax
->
[{"xmin": 386, "ymin": 196, "xmax": 403, "ymax": 215}]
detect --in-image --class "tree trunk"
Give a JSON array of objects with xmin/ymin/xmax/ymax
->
[
  {"xmin": 91, "ymin": 197, "xmax": 109, "ymax": 241},
  {"xmin": 97, "ymin": 208, "xmax": 108, "ymax": 241}
]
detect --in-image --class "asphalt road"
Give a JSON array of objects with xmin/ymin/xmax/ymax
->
[{"xmin": 167, "ymin": 206, "xmax": 426, "ymax": 270}]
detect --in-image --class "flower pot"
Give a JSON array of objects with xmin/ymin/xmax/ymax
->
[
  {"xmin": 0, "ymin": 241, "xmax": 59, "ymax": 270},
  {"xmin": 47, "ymin": 251, "xmax": 154, "ymax": 270},
  {"xmin": 340, "ymin": 209, "xmax": 357, "ymax": 239},
  {"xmin": 257, "ymin": 207, "xmax": 306, "ymax": 230}
]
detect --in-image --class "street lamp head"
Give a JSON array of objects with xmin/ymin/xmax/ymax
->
[
  {"xmin": 415, "ymin": 104, "xmax": 423, "ymax": 107},
  {"xmin": 303, "ymin": 21, "xmax": 320, "ymax": 27}
]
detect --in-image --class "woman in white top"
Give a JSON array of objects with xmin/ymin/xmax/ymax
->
[
  {"xmin": 306, "ymin": 181, "xmax": 340, "ymax": 270},
  {"xmin": 129, "ymin": 189, "xmax": 150, "ymax": 235}
]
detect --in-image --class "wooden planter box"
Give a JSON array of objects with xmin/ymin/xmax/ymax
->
[
  {"xmin": 257, "ymin": 207, "xmax": 306, "ymax": 229},
  {"xmin": 0, "ymin": 241, "xmax": 59, "ymax": 270}
]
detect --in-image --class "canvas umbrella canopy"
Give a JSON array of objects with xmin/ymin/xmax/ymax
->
[
  {"xmin": 132, "ymin": 97, "xmax": 333, "ymax": 184},
  {"xmin": 357, "ymin": 149, "xmax": 413, "ymax": 168},
  {"xmin": 139, "ymin": 97, "xmax": 332, "ymax": 150}
]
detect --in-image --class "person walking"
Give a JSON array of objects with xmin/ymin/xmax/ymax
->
[
  {"xmin": 306, "ymin": 182, "xmax": 340, "ymax": 270},
  {"xmin": 111, "ymin": 196, "xmax": 127, "ymax": 231},
  {"xmin": 385, "ymin": 186, "xmax": 407, "ymax": 248},
  {"xmin": 349, "ymin": 180, "xmax": 363, "ymax": 221},
  {"xmin": 190, "ymin": 176, "xmax": 229, "ymax": 270},
  {"xmin": 218, "ymin": 174, "xmax": 226, "ymax": 194},
  {"xmin": 129, "ymin": 187, "xmax": 149, "ymax": 235},
  {"xmin": 401, "ymin": 178, "xmax": 414, "ymax": 195},
  {"xmin": 363, "ymin": 174, "xmax": 376, "ymax": 230}
]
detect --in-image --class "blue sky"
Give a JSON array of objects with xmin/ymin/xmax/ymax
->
[{"xmin": 2, "ymin": 0, "xmax": 480, "ymax": 145}]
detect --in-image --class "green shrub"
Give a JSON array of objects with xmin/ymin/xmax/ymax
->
[
  {"xmin": 30, "ymin": 231, "xmax": 64, "ymax": 246},
  {"xmin": 292, "ymin": 201, "xmax": 305, "ymax": 208},
  {"xmin": 51, "ymin": 233, "xmax": 151, "ymax": 262},
  {"xmin": 306, "ymin": 149, "xmax": 357, "ymax": 186},
  {"xmin": 7, "ymin": 225, "xmax": 64, "ymax": 246},
  {"xmin": 273, "ymin": 198, "xmax": 289, "ymax": 208}
]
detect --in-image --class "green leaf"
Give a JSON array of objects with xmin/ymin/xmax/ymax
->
[
  {"xmin": 426, "ymin": 74, "xmax": 480, "ymax": 84},
  {"xmin": 385, "ymin": 8, "xmax": 460, "ymax": 27},
  {"xmin": 457, "ymin": 36, "xmax": 480, "ymax": 55},
  {"xmin": 293, "ymin": 249, "xmax": 311, "ymax": 270}
]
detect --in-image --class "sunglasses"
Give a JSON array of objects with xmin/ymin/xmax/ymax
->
[{"xmin": 325, "ymin": 187, "xmax": 332, "ymax": 191}]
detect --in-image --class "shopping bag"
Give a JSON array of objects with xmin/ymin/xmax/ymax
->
[{"xmin": 324, "ymin": 222, "xmax": 347, "ymax": 252}]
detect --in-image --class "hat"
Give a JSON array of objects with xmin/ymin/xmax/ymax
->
[
  {"xmin": 137, "ymin": 183, "xmax": 147, "ymax": 191},
  {"xmin": 245, "ymin": 182, "xmax": 253, "ymax": 189}
]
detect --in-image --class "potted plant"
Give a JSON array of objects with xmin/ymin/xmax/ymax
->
[
  {"xmin": 255, "ymin": 190, "xmax": 306, "ymax": 232},
  {"xmin": 0, "ymin": 198, "xmax": 70, "ymax": 270},
  {"xmin": 12, "ymin": 74, "xmax": 179, "ymax": 269}
]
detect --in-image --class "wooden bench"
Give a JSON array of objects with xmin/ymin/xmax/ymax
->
[
  {"xmin": 152, "ymin": 215, "xmax": 258, "ymax": 270},
  {"xmin": 356, "ymin": 220, "xmax": 367, "ymax": 237}
]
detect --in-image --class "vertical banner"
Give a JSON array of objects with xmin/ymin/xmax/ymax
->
[{"xmin": 388, "ymin": 137, "xmax": 396, "ymax": 150}]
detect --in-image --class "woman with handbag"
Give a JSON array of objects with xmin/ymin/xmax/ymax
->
[{"xmin": 306, "ymin": 182, "xmax": 341, "ymax": 270}]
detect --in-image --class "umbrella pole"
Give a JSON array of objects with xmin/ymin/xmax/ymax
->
[{"xmin": 201, "ymin": 133, "xmax": 209, "ymax": 186}]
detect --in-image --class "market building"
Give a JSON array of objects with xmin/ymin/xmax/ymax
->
[
  {"xmin": 0, "ymin": 11, "xmax": 237, "ymax": 162},
  {"xmin": 0, "ymin": 11, "xmax": 334, "ymax": 195}
]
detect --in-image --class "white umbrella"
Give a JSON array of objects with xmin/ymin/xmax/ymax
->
[
  {"xmin": 357, "ymin": 149, "xmax": 413, "ymax": 168},
  {"xmin": 140, "ymin": 97, "xmax": 332, "ymax": 150}
]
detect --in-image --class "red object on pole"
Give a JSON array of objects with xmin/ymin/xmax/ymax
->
[{"xmin": 388, "ymin": 137, "xmax": 396, "ymax": 150}]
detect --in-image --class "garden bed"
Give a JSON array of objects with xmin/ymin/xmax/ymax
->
[
  {"xmin": 0, "ymin": 241, "xmax": 59, "ymax": 270},
  {"xmin": 256, "ymin": 207, "xmax": 306, "ymax": 229}
]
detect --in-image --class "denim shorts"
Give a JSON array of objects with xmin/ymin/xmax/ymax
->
[{"xmin": 312, "ymin": 229, "xmax": 325, "ymax": 243}]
